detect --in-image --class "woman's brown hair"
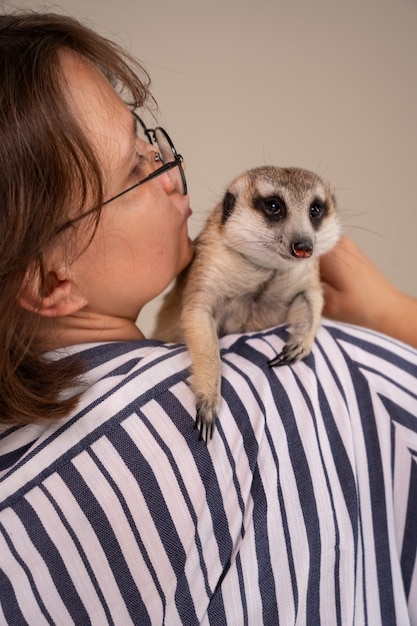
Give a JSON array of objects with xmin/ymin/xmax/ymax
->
[{"xmin": 0, "ymin": 12, "xmax": 152, "ymax": 426}]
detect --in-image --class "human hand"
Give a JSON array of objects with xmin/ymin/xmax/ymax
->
[
  {"xmin": 321, "ymin": 236, "xmax": 392, "ymax": 327},
  {"xmin": 320, "ymin": 236, "xmax": 417, "ymax": 348}
]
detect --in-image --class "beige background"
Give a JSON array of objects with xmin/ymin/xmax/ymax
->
[{"xmin": 5, "ymin": 0, "xmax": 417, "ymax": 335}]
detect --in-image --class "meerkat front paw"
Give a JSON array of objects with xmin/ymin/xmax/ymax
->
[
  {"xmin": 194, "ymin": 396, "xmax": 219, "ymax": 443},
  {"xmin": 268, "ymin": 340, "xmax": 312, "ymax": 367}
]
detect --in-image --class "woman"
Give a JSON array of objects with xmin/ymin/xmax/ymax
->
[{"xmin": 1, "ymin": 12, "xmax": 416, "ymax": 625}]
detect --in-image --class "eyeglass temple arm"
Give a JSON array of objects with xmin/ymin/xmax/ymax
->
[
  {"xmin": 133, "ymin": 112, "xmax": 154, "ymax": 144},
  {"xmin": 102, "ymin": 157, "xmax": 184, "ymax": 206}
]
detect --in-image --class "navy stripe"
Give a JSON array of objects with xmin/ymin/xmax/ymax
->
[
  {"xmin": 0, "ymin": 426, "xmax": 22, "ymax": 442},
  {"xmin": 105, "ymin": 425, "xmax": 198, "ymax": 625},
  {"xmin": 136, "ymin": 399, "xmax": 228, "ymax": 604},
  {"xmin": 357, "ymin": 504, "xmax": 368, "ymax": 625},
  {"xmin": 72, "ymin": 338, "xmax": 168, "ymax": 368},
  {"xmin": 86, "ymin": 445, "xmax": 161, "ymax": 624},
  {"xmin": 316, "ymin": 370, "xmax": 358, "ymax": 535},
  {"xmin": 206, "ymin": 585, "xmax": 228, "ymax": 626},
  {"xmin": 137, "ymin": 391, "xmax": 234, "ymax": 603},
  {"xmin": 352, "ymin": 366, "xmax": 396, "ymax": 622},
  {"xmin": 328, "ymin": 325, "xmax": 417, "ymax": 376},
  {"xmin": 359, "ymin": 364, "xmax": 417, "ymax": 405},
  {"xmin": 328, "ymin": 328, "xmax": 370, "ymax": 623},
  {"xmin": 267, "ymin": 367, "xmax": 322, "ymax": 623},
  {"xmin": 225, "ymin": 343, "xmax": 300, "ymax": 611},
  {"xmin": 0, "ymin": 565, "xmax": 29, "ymax": 626},
  {"xmin": 400, "ymin": 452, "xmax": 417, "ymax": 598},
  {"xmin": 218, "ymin": 376, "xmax": 260, "ymax": 518},
  {"xmin": 62, "ymin": 457, "xmax": 152, "ymax": 625},
  {"xmin": 382, "ymin": 396, "xmax": 417, "ymax": 431},
  {"xmin": 7, "ymin": 499, "xmax": 87, "ymax": 624},
  {"xmin": 235, "ymin": 553, "xmax": 249, "ymax": 626},
  {"xmin": 293, "ymin": 365, "xmax": 343, "ymax": 626},
  {"xmin": 266, "ymin": 423, "xmax": 299, "ymax": 615},
  {"xmin": 251, "ymin": 464, "xmax": 280, "ymax": 625},
  {"xmin": 39, "ymin": 483, "xmax": 115, "ymax": 626},
  {"xmin": 219, "ymin": 355, "xmax": 291, "ymax": 623},
  {"xmin": 315, "ymin": 333, "xmax": 350, "ymax": 415},
  {"xmin": 0, "ymin": 442, "xmax": 33, "ymax": 472},
  {"xmin": 220, "ymin": 374, "xmax": 263, "ymax": 466}
]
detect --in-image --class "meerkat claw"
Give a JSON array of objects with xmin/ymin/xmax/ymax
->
[
  {"xmin": 195, "ymin": 405, "xmax": 216, "ymax": 443},
  {"xmin": 268, "ymin": 342, "xmax": 305, "ymax": 367}
]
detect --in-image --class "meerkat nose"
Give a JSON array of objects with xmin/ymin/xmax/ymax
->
[{"xmin": 291, "ymin": 239, "xmax": 313, "ymax": 258}]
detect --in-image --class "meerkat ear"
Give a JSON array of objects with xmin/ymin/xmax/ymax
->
[
  {"xmin": 221, "ymin": 191, "xmax": 236, "ymax": 225},
  {"xmin": 18, "ymin": 267, "xmax": 87, "ymax": 318}
]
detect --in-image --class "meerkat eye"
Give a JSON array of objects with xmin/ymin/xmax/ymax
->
[
  {"xmin": 254, "ymin": 196, "xmax": 286, "ymax": 220},
  {"xmin": 309, "ymin": 201, "xmax": 327, "ymax": 223}
]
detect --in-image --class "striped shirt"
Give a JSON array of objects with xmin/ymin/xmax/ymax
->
[{"xmin": 0, "ymin": 321, "xmax": 416, "ymax": 625}]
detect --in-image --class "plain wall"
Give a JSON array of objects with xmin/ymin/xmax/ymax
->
[{"xmin": 5, "ymin": 0, "xmax": 417, "ymax": 336}]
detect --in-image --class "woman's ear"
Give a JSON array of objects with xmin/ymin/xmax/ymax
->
[{"xmin": 18, "ymin": 265, "xmax": 88, "ymax": 317}]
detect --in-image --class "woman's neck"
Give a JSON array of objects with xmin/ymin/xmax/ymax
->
[{"xmin": 41, "ymin": 311, "xmax": 145, "ymax": 349}]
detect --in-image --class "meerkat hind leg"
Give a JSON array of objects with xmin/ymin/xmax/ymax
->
[{"xmin": 268, "ymin": 289, "xmax": 321, "ymax": 366}]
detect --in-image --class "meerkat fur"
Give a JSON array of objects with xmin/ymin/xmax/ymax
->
[{"xmin": 153, "ymin": 165, "xmax": 341, "ymax": 441}]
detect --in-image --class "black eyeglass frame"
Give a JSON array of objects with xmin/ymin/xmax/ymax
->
[{"xmin": 56, "ymin": 113, "xmax": 187, "ymax": 233}]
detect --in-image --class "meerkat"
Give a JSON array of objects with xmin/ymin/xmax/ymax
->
[{"xmin": 153, "ymin": 166, "xmax": 341, "ymax": 441}]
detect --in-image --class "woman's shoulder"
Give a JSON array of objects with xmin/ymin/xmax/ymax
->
[
  {"xmin": 2, "ymin": 321, "xmax": 415, "ymax": 493},
  {"xmin": 65, "ymin": 319, "xmax": 417, "ymax": 375},
  {"xmin": 67, "ymin": 321, "xmax": 417, "ymax": 454},
  {"xmin": 66, "ymin": 321, "xmax": 417, "ymax": 401}
]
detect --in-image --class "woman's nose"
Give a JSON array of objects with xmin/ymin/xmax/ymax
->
[{"xmin": 158, "ymin": 170, "xmax": 178, "ymax": 195}]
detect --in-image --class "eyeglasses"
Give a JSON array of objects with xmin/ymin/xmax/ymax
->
[
  {"xmin": 57, "ymin": 113, "xmax": 187, "ymax": 233},
  {"xmin": 108, "ymin": 113, "xmax": 188, "ymax": 202}
]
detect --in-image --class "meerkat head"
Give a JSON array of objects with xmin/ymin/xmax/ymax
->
[{"xmin": 218, "ymin": 166, "xmax": 340, "ymax": 270}]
